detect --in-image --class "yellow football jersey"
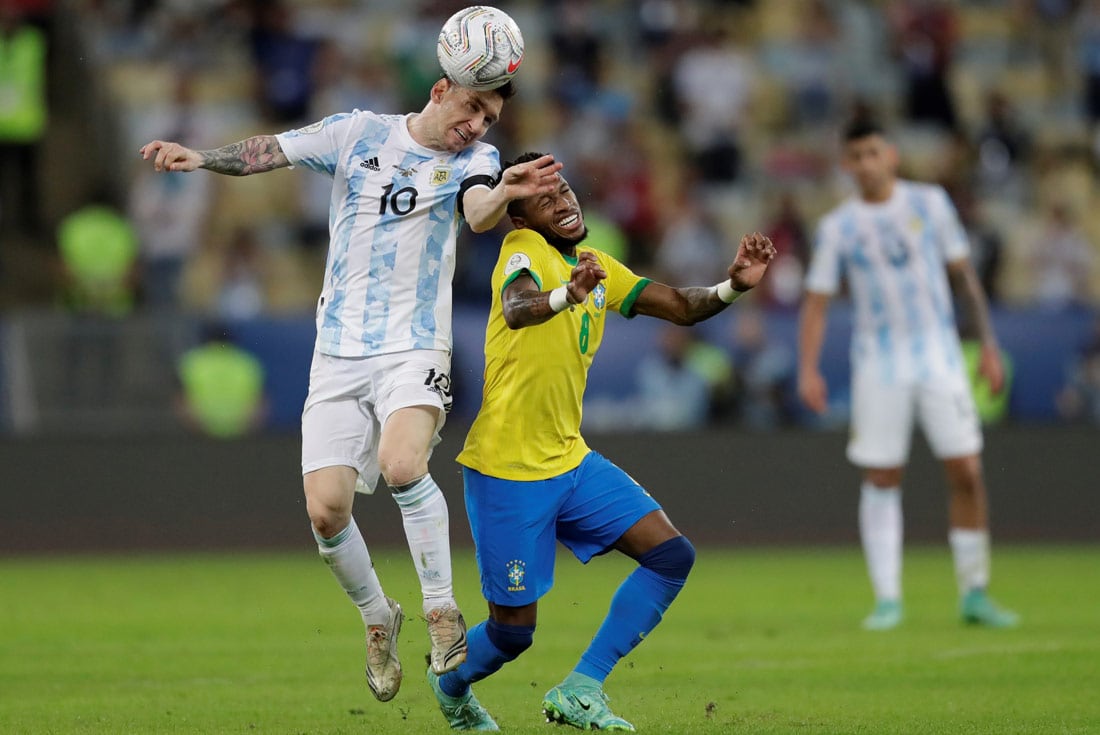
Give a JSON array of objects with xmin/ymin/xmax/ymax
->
[{"xmin": 457, "ymin": 228, "xmax": 651, "ymax": 480}]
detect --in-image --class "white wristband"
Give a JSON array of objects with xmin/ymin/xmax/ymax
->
[
  {"xmin": 548, "ymin": 285, "xmax": 571, "ymax": 313},
  {"xmin": 713, "ymin": 280, "xmax": 742, "ymax": 304}
]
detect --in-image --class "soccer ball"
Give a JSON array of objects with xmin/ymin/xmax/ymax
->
[{"xmin": 436, "ymin": 6, "xmax": 525, "ymax": 91}]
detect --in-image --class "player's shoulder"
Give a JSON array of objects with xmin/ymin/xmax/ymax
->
[
  {"xmin": 499, "ymin": 229, "xmax": 549, "ymax": 279},
  {"xmin": 579, "ymin": 245, "xmax": 619, "ymax": 268},
  {"xmin": 454, "ymin": 139, "xmax": 500, "ymax": 166},
  {"xmin": 899, "ymin": 178, "xmax": 949, "ymax": 202},
  {"xmin": 819, "ymin": 196, "xmax": 861, "ymax": 232},
  {"xmin": 292, "ymin": 109, "xmax": 369, "ymax": 132},
  {"xmin": 502, "ymin": 227, "xmax": 547, "ymax": 253},
  {"xmin": 470, "ymin": 140, "xmax": 498, "ymax": 155}
]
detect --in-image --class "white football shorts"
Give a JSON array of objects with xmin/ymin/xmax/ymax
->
[
  {"xmin": 301, "ymin": 349, "xmax": 452, "ymax": 493},
  {"xmin": 846, "ymin": 367, "xmax": 982, "ymax": 468}
]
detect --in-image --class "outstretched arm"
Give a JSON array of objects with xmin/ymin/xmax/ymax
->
[
  {"xmin": 139, "ymin": 135, "xmax": 290, "ymax": 176},
  {"xmin": 632, "ymin": 232, "xmax": 777, "ymax": 325},
  {"xmin": 462, "ymin": 154, "xmax": 564, "ymax": 233},
  {"xmin": 947, "ymin": 256, "xmax": 1004, "ymax": 394},
  {"xmin": 797, "ymin": 290, "xmax": 831, "ymax": 414},
  {"xmin": 502, "ymin": 251, "xmax": 606, "ymax": 329}
]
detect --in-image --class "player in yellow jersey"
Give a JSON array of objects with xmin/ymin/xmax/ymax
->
[{"xmin": 427, "ymin": 152, "xmax": 775, "ymax": 731}]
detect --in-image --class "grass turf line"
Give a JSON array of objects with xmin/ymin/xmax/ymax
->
[{"xmin": 1, "ymin": 546, "xmax": 1097, "ymax": 734}]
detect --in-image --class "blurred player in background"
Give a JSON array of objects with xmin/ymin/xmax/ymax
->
[
  {"xmin": 797, "ymin": 119, "xmax": 1018, "ymax": 631},
  {"xmin": 139, "ymin": 79, "xmax": 563, "ymax": 702},
  {"xmin": 427, "ymin": 152, "xmax": 775, "ymax": 731}
]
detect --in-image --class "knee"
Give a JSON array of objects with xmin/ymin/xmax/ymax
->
[
  {"xmin": 306, "ymin": 501, "xmax": 350, "ymax": 539},
  {"xmin": 303, "ymin": 481, "xmax": 352, "ymax": 539},
  {"xmin": 945, "ymin": 455, "xmax": 984, "ymax": 492},
  {"xmin": 378, "ymin": 450, "xmax": 428, "ymax": 489},
  {"xmin": 640, "ymin": 535, "xmax": 696, "ymax": 582},
  {"xmin": 865, "ymin": 468, "xmax": 904, "ymax": 489},
  {"xmin": 485, "ymin": 619, "xmax": 535, "ymax": 660}
]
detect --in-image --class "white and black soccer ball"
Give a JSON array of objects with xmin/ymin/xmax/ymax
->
[{"xmin": 436, "ymin": 6, "xmax": 525, "ymax": 91}]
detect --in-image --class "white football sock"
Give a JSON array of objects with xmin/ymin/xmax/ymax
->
[
  {"xmin": 859, "ymin": 482, "xmax": 903, "ymax": 602},
  {"xmin": 392, "ymin": 474, "xmax": 455, "ymax": 615},
  {"xmin": 314, "ymin": 517, "xmax": 391, "ymax": 626},
  {"xmin": 948, "ymin": 527, "xmax": 990, "ymax": 595}
]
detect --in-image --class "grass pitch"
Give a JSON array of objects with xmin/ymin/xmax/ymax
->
[{"xmin": 1, "ymin": 545, "xmax": 1097, "ymax": 734}]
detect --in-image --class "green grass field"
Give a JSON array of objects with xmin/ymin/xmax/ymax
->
[{"xmin": 2, "ymin": 545, "xmax": 1097, "ymax": 734}]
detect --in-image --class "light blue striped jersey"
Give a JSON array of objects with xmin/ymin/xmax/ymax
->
[
  {"xmin": 276, "ymin": 111, "xmax": 500, "ymax": 357},
  {"xmin": 804, "ymin": 180, "xmax": 970, "ymax": 385}
]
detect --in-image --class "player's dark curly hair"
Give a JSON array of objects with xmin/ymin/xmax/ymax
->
[
  {"xmin": 843, "ymin": 117, "xmax": 886, "ymax": 142},
  {"xmin": 501, "ymin": 151, "xmax": 547, "ymax": 217}
]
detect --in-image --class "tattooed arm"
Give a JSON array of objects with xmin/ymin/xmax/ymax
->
[
  {"xmin": 501, "ymin": 252, "xmax": 606, "ymax": 329},
  {"xmin": 633, "ymin": 232, "xmax": 777, "ymax": 325},
  {"xmin": 139, "ymin": 135, "xmax": 290, "ymax": 176}
]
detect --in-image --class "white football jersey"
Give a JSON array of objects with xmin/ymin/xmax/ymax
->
[
  {"xmin": 805, "ymin": 180, "xmax": 970, "ymax": 384},
  {"xmin": 277, "ymin": 111, "xmax": 500, "ymax": 357}
]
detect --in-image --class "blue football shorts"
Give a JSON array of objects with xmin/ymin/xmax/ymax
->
[{"xmin": 462, "ymin": 450, "xmax": 662, "ymax": 607}]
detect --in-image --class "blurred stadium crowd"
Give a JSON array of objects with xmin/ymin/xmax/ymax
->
[{"xmin": 2, "ymin": 0, "xmax": 1100, "ymax": 434}]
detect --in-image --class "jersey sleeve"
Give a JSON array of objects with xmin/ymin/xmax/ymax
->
[
  {"xmin": 457, "ymin": 143, "xmax": 502, "ymax": 218},
  {"xmin": 931, "ymin": 186, "xmax": 970, "ymax": 262},
  {"xmin": 275, "ymin": 111, "xmax": 359, "ymax": 177},
  {"xmin": 598, "ymin": 251, "xmax": 651, "ymax": 317},
  {"xmin": 804, "ymin": 215, "xmax": 844, "ymax": 295},
  {"xmin": 495, "ymin": 229, "xmax": 548, "ymax": 296}
]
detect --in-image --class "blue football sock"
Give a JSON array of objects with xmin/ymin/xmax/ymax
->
[
  {"xmin": 574, "ymin": 536, "xmax": 695, "ymax": 683},
  {"xmin": 438, "ymin": 619, "xmax": 534, "ymax": 697}
]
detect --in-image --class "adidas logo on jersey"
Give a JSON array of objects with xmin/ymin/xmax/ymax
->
[{"xmin": 361, "ymin": 156, "xmax": 380, "ymax": 171}]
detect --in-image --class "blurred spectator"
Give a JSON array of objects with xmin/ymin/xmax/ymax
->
[
  {"xmin": 635, "ymin": 0, "xmax": 699, "ymax": 51},
  {"xmin": 935, "ymin": 127, "xmax": 979, "ymax": 197},
  {"xmin": 670, "ymin": 24, "xmax": 752, "ymax": 184},
  {"xmin": 962, "ymin": 340, "xmax": 1014, "ymax": 425},
  {"xmin": 56, "ymin": 193, "xmax": 138, "ymax": 410},
  {"xmin": 728, "ymin": 307, "xmax": 795, "ymax": 429},
  {"xmin": 952, "ymin": 187, "xmax": 1004, "ymax": 305},
  {"xmin": 129, "ymin": 163, "xmax": 212, "ymax": 311},
  {"xmin": 127, "ymin": 68, "xmax": 220, "ymax": 158},
  {"xmin": 576, "ymin": 207, "xmax": 628, "ymax": 263},
  {"xmin": 176, "ymin": 323, "xmax": 267, "ymax": 438},
  {"xmin": 57, "ymin": 196, "xmax": 138, "ymax": 317},
  {"xmin": 1029, "ymin": 202, "xmax": 1095, "ymax": 308},
  {"xmin": 0, "ymin": 0, "xmax": 47, "ymax": 238},
  {"xmin": 974, "ymin": 90, "xmax": 1031, "ymax": 195},
  {"xmin": 887, "ymin": 0, "xmax": 959, "ymax": 130},
  {"xmin": 1056, "ymin": 317, "xmax": 1100, "ymax": 423},
  {"xmin": 547, "ymin": 0, "xmax": 606, "ymax": 108},
  {"xmin": 653, "ymin": 183, "xmax": 729, "ymax": 286},
  {"xmin": 834, "ymin": 0, "xmax": 897, "ymax": 104},
  {"xmin": 582, "ymin": 127, "xmax": 661, "ymax": 265},
  {"xmin": 248, "ymin": 1, "xmax": 319, "ymax": 124},
  {"xmin": 214, "ymin": 226, "xmax": 267, "ymax": 321},
  {"xmin": 633, "ymin": 324, "xmax": 732, "ymax": 430},
  {"xmin": 758, "ymin": 191, "xmax": 810, "ymax": 308},
  {"xmin": 1076, "ymin": 0, "xmax": 1100, "ymax": 148},
  {"xmin": 1010, "ymin": 0, "xmax": 1077, "ymax": 84},
  {"xmin": 778, "ymin": 0, "xmax": 842, "ymax": 129}
]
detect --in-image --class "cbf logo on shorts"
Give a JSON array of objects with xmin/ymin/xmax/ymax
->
[{"xmin": 506, "ymin": 559, "xmax": 526, "ymax": 592}]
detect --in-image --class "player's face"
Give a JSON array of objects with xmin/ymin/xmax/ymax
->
[
  {"xmin": 433, "ymin": 79, "xmax": 504, "ymax": 152},
  {"xmin": 517, "ymin": 174, "xmax": 587, "ymax": 246},
  {"xmin": 843, "ymin": 134, "xmax": 898, "ymax": 200}
]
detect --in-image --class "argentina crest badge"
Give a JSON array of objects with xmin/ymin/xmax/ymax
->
[{"xmin": 430, "ymin": 165, "xmax": 452, "ymax": 186}]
